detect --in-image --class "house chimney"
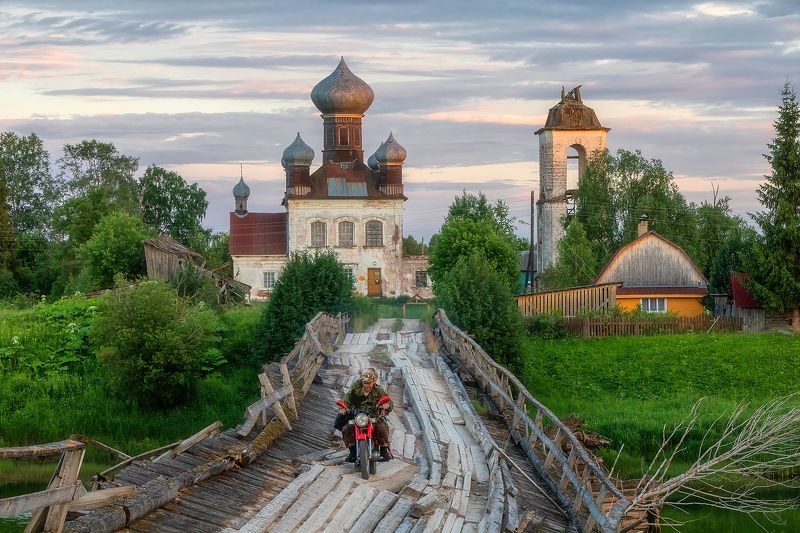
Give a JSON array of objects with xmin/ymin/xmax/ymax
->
[{"xmin": 637, "ymin": 214, "xmax": 649, "ymax": 237}]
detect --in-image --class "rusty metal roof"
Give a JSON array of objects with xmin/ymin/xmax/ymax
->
[
  {"xmin": 536, "ymin": 88, "xmax": 608, "ymax": 134},
  {"xmin": 730, "ymin": 272, "xmax": 761, "ymax": 309},
  {"xmin": 229, "ymin": 212, "xmax": 287, "ymax": 256}
]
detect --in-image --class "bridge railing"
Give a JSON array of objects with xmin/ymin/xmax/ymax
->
[{"xmin": 435, "ymin": 309, "xmax": 630, "ymax": 533}]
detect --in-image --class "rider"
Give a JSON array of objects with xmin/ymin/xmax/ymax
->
[{"xmin": 336, "ymin": 367, "xmax": 393, "ymax": 462}]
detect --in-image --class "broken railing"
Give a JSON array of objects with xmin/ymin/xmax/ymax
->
[{"xmin": 435, "ymin": 309, "xmax": 630, "ymax": 533}]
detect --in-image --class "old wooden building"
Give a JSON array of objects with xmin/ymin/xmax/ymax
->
[
  {"xmin": 229, "ymin": 59, "xmax": 431, "ymax": 300},
  {"xmin": 594, "ymin": 217, "xmax": 708, "ymax": 316}
]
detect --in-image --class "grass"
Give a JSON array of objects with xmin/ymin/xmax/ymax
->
[{"xmin": 519, "ymin": 332, "xmax": 800, "ymax": 478}]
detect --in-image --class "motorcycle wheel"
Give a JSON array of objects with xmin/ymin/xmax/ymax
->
[
  {"xmin": 360, "ymin": 442, "xmax": 370, "ymax": 480},
  {"xmin": 369, "ymin": 458, "xmax": 377, "ymax": 475}
]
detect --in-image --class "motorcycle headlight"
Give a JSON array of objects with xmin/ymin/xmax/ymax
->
[{"xmin": 355, "ymin": 413, "xmax": 369, "ymax": 428}]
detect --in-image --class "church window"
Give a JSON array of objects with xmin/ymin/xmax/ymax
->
[
  {"xmin": 263, "ymin": 271, "xmax": 276, "ymax": 289},
  {"xmin": 338, "ymin": 221, "xmax": 355, "ymax": 247},
  {"xmin": 311, "ymin": 221, "xmax": 327, "ymax": 247},
  {"xmin": 365, "ymin": 221, "xmax": 383, "ymax": 247},
  {"xmin": 415, "ymin": 271, "xmax": 429, "ymax": 288}
]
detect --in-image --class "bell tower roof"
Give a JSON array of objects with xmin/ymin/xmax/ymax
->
[
  {"xmin": 536, "ymin": 85, "xmax": 609, "ymax": 134},
  {"xmin": 310, "ymin": 57, "xmax": 374, "ymax": 115}
]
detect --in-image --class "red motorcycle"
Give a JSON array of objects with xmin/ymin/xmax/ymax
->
[{"xmin": 336, "ymin": 395, "xmax": 391, "ymax": 480}]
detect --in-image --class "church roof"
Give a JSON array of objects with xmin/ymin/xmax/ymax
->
[
  {"xmin": 536, "ymin": 86, "xmax": 609, "ymax": 134},
  {"xmin": 229, "ymin": 212, "xmax": 287, "ymax": 255},
  {"xmin": 310, "ymin": 57, "xmax": 374, "ymax": 115}
]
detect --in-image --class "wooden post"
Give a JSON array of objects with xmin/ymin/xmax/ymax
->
[
  {"xmin": 280, "ymin": 363, "xmax": 297, "ymax": 420},
  {"xmin": 42, "ymin": 446, "xmax": 85, "ymax": 533},
  {"xmin": 259, "ymin": 373, "xmax": 292, "ymax": 431}
]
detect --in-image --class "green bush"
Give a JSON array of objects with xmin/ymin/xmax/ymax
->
[
  {"xmin": 252, "ymin": 251, "xmax": 354, "ymax": 363},
  {"xmin": 218, "ymin": 304, "xmax": 262, "ymax": 366},
  {"xmin": 0, "ymin": 268, "xmax": 18, "ymax": 298},
  {"xmin": 78, "ymin": 211, "xmax": 153, "ymax": 288},
  {"xmin": 92, "ymin": 278, "xmax": 223, "ymax": 409},
  {"xmin": 436, "ymin": 253, "xmax": 524, "ymax": 368},
  {"xmin": 525, "ymin": 312, "xmax": 567, "ymax": 339}
]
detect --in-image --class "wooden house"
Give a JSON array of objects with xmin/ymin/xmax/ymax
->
[{"xmin": 594, "ymin": 218, "xmax": 708, "ymax": 317}]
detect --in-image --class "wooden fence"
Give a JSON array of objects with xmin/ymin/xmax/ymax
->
[
  {"xmin": 517, "ymin": 283, "xmax": 621, "ymax": 318},
  {"xmin": 565, "ymin": 315, "xmax": 742, "ymax": 338},
  {"xmin": 0, "ymin": 312, "xmax": 348, "ymax": 533},
  {"xmin": 435, "ymin": 309, "xmax": 630, "ymax": 533}
]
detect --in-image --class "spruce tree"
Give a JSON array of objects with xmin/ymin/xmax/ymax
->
[{"xmin": 750, "ymin": 82, "xmax": 800, "ymax": 330}]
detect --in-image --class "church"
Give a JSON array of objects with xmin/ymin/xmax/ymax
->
[{"xmin": 229, "ymin": 59, "xmax": 431, "ymax": 300}]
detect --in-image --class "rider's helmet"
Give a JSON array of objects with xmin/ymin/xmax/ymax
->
[{"xmin": 361, "ymin": 367, "xmax": 378, "ymax": 384}]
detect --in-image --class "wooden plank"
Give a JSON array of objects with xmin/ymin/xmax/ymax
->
[
  {"xmin": 44, "ymin": 446, "xmax": 85, "ymax": 533},
  {"xmin": 375, "ymin": 495, "xmax": 414, "ymax": 532},
  {"xmin": 322, "ymin": 483, "xmax": 377, "ymax": 533},
  {"xmin": 280, "ymin": 362, "xmax": 298, "ymax": 420},
  {"xmin": 422, "ymin": 508, "xmax": 446, "ymax": 533},
  {"xmin": 410, "ymin": 490, "xmax": 443, "ymax": 518},
  {"xmin": 298, "ymin": 477, "xmax": 355, "ymax": 532},
  {"xmin": 349, "ymin": 489, "xmax": 398, "ymax": 533},
  {"xmin": 403, "ymin": 434, "xmax": 417, "ymax": 459},
  {"xmin": 0, "ymin": 483, "xmax": 79, "ymax": 516},
  {"xmin": 271, "ymin": 469, "xmax": 340, "ymax": 533},
  {"xmin": 0, "ymin": 440, "xmax": 84, "ymax": 459},
  {"xmin": 68, "ymin": 486, "xmax": 136, "ymax": 511},
  {"xmin": 157, "ymin": 420, "xmax": 222, "ymax": 461}
]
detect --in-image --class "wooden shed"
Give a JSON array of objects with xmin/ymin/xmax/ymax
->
[
  {"xmin": 594, "ymin": 223, "xmax": 707, "ymax": 317},
  {"xmin": 144, "ymin": 235, "xmax": 203, "ymax": 281}
]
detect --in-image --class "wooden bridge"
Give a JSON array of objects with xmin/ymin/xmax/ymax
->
[{"xmin": 2, "ymin": 311, "xmax": 658, "ymax": 532}]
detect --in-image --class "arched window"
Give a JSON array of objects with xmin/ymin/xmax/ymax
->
[
  {"xmin": 338, "ymin": 221, "xmax": 355, "ymax": 247},
  {"xmin": 365, "ymin": 220, "xmax": 383, "ymax": 247},
  {"xmin": 311, "ymin": 221, "xmax": 326, "ymax": 247}
]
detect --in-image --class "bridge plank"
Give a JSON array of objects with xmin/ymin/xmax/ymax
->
[
  {"xmin": 298, "ymin": 476, "xmax": 355, "ymax": 532},
  {"xmin": 375, "ymin": 495, "xmax": 413, "ymax": 532},
  {"xmin": 321, "ymin": 483, "xmax": 376, "ymax": 533},
  {"xmin": 271, "ymin": 469, "xmax": 340, "ymax": 533},
  {"xmin": 349, "ymin": 489, "xmax": 398, "ymax": 533}
]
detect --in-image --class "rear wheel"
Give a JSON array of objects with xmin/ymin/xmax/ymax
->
[
  {"xmin": 359, "ymin": 442, "xmax": 370, "ymax": 480},
  {"xmin": 369, "ymin": 458, "xmax": 377, "ymax": 475}
]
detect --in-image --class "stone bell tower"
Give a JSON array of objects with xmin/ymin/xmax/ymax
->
[{"xmin": 536, "ymin": 86, "xmax": 609, "ymax": 274}]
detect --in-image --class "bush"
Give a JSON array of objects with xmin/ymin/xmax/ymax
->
[
  {"xmin": 218, "ymin": 304, "xmax": 262, "ymax": 366},
  {"xmin": 435, "ymin": 253, "xmax": 524, "ymax": 368},
  {"xmin": 525, "ymin": 312, "xmax": 567, "ymax": 340},
  {"xmin": 0, "ymin": 268, "xmax": 18, "ymax": 298},
  {"xmin": 78, "ymin": 211, "xmax": 153, "ymax": 289},
  {"xmin": 252, "ymin": 251, "xmax": 354, "ymax": 363},
  {"xmin": 172, "ymin": 262, "xmax": 221, "ymax": 309},
  {"xmin": 92, "ymin": 278, "xmax": 223, "ymax": 409}
]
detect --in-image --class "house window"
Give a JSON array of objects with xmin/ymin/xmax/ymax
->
[
  {"xmin": 311, "ymin": 221, "xmax": 326, "ymax": 247},
  {"xmin": 338, "ymin": 221, "xmax": 354, "ymax": 247},
  {"xmin": 640, "ymin": 298, "xmax": 667, "ymax": 313},
  {"xmin": 263, "ymin": 271, "xmax": 276, "ymax": 289},
  {"xmin": 365, "ymin": 220, "xmax": 383, "ymax": 247},
  {"xmin": 415, "ymin": 271, "xmax": 429, "ymax": 288},
  {"xmin": 343, "ymin": 264, "xmax": 357, "ymax": 283}
]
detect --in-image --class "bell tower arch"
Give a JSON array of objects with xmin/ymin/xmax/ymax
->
[{"xmin": 536, "ymin": 86, "xmax": 609, "ymax": 275}]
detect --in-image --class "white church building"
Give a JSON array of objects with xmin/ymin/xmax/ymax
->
[{"xmin": 229, "ymin": 59, "xmax": 431, "ymax": 300}]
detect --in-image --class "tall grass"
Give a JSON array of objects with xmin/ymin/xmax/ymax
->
[{"xmin": 520, "ymin": 332, "xmax": 800, "ymax": 478}]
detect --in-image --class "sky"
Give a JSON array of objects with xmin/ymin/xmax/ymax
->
[{"xmin": 1, "ymin": 1, "xmax": 797, "ymax": 241}]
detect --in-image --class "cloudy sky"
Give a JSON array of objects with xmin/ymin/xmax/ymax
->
[{"xmin": 1, "ymin": 1, "xmax": 797, "ymax": 240}]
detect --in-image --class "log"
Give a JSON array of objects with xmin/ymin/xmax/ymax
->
[
  {"xmin": 0, "ymin": 483, "xmax": 80, "ymax": 516},
  {"xmin": 271, "ymin": 469, "xmax": 340, "ymax": 532},
  {"xmin": 69, "ymin": 486, "xmax": 136, "ymax": 511},
  {"xmin": 299, "ymin": 477, "xmax": 355, "ymax": 531},
  {"xmin": 375, "ymin": 496, "xmax": 414, "ymax": 532},
  {"xmin": 322, "ymin": 483, "xmax": 377, "ymax": 533},
  {"xmin": 349, "ymin": 489, "xmax": 398, "ymax": 533},
  {"xmin": 0, "ymin": 439, "xmax": 84, "ymax": 459},
  {"xmin": 410, "ymin": 490, "xmax": 443, "ymax": 518}
]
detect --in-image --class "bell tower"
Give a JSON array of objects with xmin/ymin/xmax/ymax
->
[{"xmin": 536, "ymin": 86, "xmax": 609, "ymax": 274}]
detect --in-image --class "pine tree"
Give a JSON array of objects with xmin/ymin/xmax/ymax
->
[{"xmin": 750, "ymin": 82, "xmax": 800, "ymax": 330}]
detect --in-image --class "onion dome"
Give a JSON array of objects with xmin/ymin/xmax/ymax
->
[
  {"xmin": 281, "ymin": 133, "xmax": 314, "ymax": 168},
  {"xmin": 367, "ymin": 141, "xmax": 384, "ymax": 170},
  {"xmin": 233, "ymin": 176, "xmax": 250, "ymax": 198},
  {"xmin": 310, "ymin": 57, "xmax": 374, "ymax": 115},
  {"xmin": 375, "ymin": 133, "xmax": 407, "ymax": 164}
]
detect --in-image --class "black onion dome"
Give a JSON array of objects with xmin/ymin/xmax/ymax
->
[
  {"xmin": 310, "ymin": 57, "xmax": 374, "ymax": 115},
  {"xmin": 281, "ymin": 133, "xmax": 314, "ymax": 168},
  {"xmin": 232, "ymin": 177, "xmax": 250, "ymax": 198},
  {"xmin": 367, "ymin": 141, "xmax": 385, "ymax": 170}
]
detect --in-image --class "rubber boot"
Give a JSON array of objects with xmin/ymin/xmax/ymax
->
[
  {"xmin": 346, "ymin": 445, "xmax": 357, "ymax": 463},
  {"xmin": 379, "ymin": 446, "xmax": 393, "ymax": 462}
]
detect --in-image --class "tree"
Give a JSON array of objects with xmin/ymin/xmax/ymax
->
[
  {"xmin": 402, "ymin": 234, "xmax": 428, "ymax": 256},
  {"xmin": 541, "ymin": 220, "xmax": 597, "ymax": 289},
  {"xmin": 139, "ymin": 165, "xmax": 208, "ymax": 244},
  {"xmin": 435, "ymin": 253, "xmax": 524, "ymax": 368},
  {"xmin": 0, "ymin": 132, "xmax": 60, "ymax": 236},
  {"xmin": 0, "ymin": 167, "xmax": 14, "ymax": 270},
  {"xmin": 748, "ymin": 82, "xmax": 800, "ymax": 330},
  {"xmin": 252, "ymin": 251, "xmax": 354, "ymax": 363},
  {"xmin": 708, "ymin": 226, "xmax": 757, "ymax": 295},
  {"xmin": 445, "ymin": 191, "xmax": 526, "ymax": 250},
  {"xmin": 694, "ymin": 186, "xmax": 744, "ymax": 276},
  {"xmin": 428, "ymin": 218, "xmax": 519, "ymax": 291},
  {"xmin": 59, "ymin": 140, "xmax": 139, "ymax": 213},
  {"xmin": 576, "ymin": 149, "xmax": 719, "ymax": 270},
  {"xmin": 92, "ymin": 278, "xmax": 223, "ymax": 409},
  {"xmin": 78, "ymin": 211, "xmax": 153, "ymax": 288}
]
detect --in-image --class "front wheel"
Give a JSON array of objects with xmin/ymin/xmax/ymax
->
[
  {"xmin": 360, "ymin": 442, "xmax": 370, "ymax": 480},
  {"xmin": 369, "ymin": 458, "xmax": 377, "ymax": 475}
]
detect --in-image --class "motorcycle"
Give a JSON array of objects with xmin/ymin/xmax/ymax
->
[{"xmin": 336, "ymin": 395, "xmax": 391, "ymax": 480}]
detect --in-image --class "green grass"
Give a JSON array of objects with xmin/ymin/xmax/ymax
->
[{"xmin": 519, "ymin": 332, "xmax": 800, "ymax": 478}]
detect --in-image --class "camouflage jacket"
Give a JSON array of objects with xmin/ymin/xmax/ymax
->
[{"xmin": 341, "ymin": 379, "xmax": 393, "ymax": 416}]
